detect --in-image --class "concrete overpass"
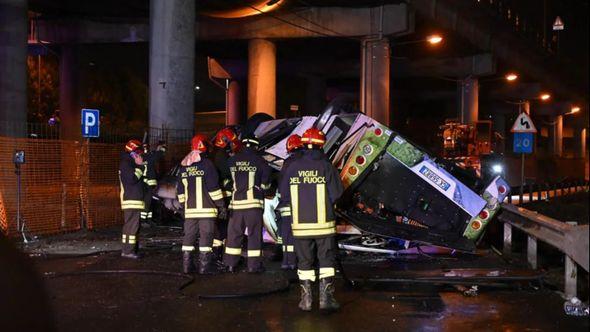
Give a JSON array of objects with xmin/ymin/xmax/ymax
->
[{"xmin": 0, "ymin": 0, "xmax": 586, "ymax": 160}]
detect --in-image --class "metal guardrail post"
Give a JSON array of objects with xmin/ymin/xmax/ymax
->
[
  {"xmin": 503, "ymin": 223, "xmax": 512, "ymax": 257},
  {"xmin": 564, "ymin": 221, "xmax": 579, "ymax": 300},
  {"xmin": 527, "ymin": 235, "xmax": 537, "ymax": 269},
  {"xmin": 565, "ymin": 255, "xmax": 577, "ymax": 299},
  {"xmin": 544, "ymin": 183, "xmax": 549, "ymax": 200},
  {"xmin": 528, "ymin": 183, "xmax": 533, "ymax": 202},
  {"xmin": 500, "ymin": 205, "xmax": 588, "ymax": 301}
]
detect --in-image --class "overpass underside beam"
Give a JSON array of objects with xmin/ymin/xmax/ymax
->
[{"xmin": 37, "ymin": 4, "xmax": 411, "ymax": 43}]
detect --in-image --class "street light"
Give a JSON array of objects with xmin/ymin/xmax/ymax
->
[
  {"xmin": 540, "ymin": 93, "xmax": 551, "ymax": 101},
  {"xmin": 505, "ymin": 73, "xmax": 518, "ymax": 82},
  {"xmin": 426, "ymin": 34, "xmax": 443, "ymax": 45},
  {"xmin": 395, "ymin": 34, "xmax": 444, "ymax": 46},
  {"xmin": 569, "ymin": 106, "xmax": 581, "ymax": 114}
]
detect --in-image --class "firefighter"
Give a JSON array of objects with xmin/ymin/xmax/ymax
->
[
  {"xmin": 211, "ymin": 127, "xmax": 241, "ymax": 261},
  {"xmin": 277, "ymin": 134, "xmax": 303, "ymax": 270},
  {"xmin": 177, "ymin": 134, "xmax": 227, "ymax": 274},
  {"xmin": 119, "ymin": 139, "xmax": 146, "ymax": 259},
  {"xmin": 278, "ymin": 127, "xmax": 344, "ymax": 311},
  {"xmin": 140, "ymin": 141, "xmax": 166, "ymax": 225},
  {"xmin": 223, "ymin": 135, "xmax": 271, "ymax": 273}
]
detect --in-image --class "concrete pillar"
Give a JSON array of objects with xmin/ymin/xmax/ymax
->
[
  {"xmin": 59, "ymin": 45, "xmax": 82, "ymax": 141},
  {"xmin": 360, "ymin": 38, "xmax": 390, "ymax": 126},
  {"xmin": 149, "ymin": 0, "xmax": 195, "ymax": 139},
  {"xmin": 305, "ymin": 76, "xmax": 326, "ymax": 116},
  {"xmin": 226, "ymin": 80, "xmax": 240, "ymax": 125},
  {"xmin": 0, "ymin": 0, "xmax": 27, "ymax": 137},
  {"xmin": 573, "ymin": 127, "xmax": 586, "ymax": 159},
  {"xmin": 58, "ymin": 45, "xmax": 82, "ymax": 186},
  {"xmin": 549, "ymin": 115, "xmax": 563, "ymax": 157},
  {"xmin": 459, "ymin": 77, "xmax": 479, "ymax": 124},
  {"xmin": 248, "ymin": 39, "xmax": 276, "ymax": 118}
]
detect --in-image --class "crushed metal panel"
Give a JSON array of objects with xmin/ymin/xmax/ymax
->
[
  {"xmin": 251, "ymin": 110, "xmax": 507, "ymax": 251},
  {"xmin": 264, "ymin": 116, "xmax": 317, "ymax": 162}
]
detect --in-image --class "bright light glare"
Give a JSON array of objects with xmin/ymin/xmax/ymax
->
[
  {"xmin": 427, "ymin": 35, "xmax": 443, "ymax": 45},
  {"xmin": 540, "ymin": 93, "xmax": 551, "ymax": 101},
  {"xmin": 570, "ymin": 106, "xmax": 581, "ymax": 114},
  {"xmin": 492, "ymin": 164, "xmax": 504, "ymax": 174},
  {"xmin": 505, "ymin": 73, "xmax": 518, "ymax": 81}
]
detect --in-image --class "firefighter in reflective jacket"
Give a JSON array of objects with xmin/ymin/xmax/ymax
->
[
  {"xmin": 223, "ymin": 136, "xmax": 272, "ymax": 273},
  {"xmin": 119, "ymin": 139, "xmax": 146, "ymax": 259},
  {"xmin": 177, "ymin": 134, "xmax": 227, "ymax": 274},
  {"xmin": 140, "ymin": 141, "xmax": 166, "ymax": 224},
  {"xmin": 211, "ymin": 127, "xmax": 241, "ymax": 260},
  {"xmin": 276, "ymin": 134, "xmax": 303, "ymax": 270},
  {"xmin": 278, "ymin": 127, "xmax": 344, "ymax": 311}
]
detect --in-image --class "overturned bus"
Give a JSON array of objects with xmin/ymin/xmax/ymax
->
[{"xmin": 249, "ymin": 105, "xmax": 510, "ymax": 253}]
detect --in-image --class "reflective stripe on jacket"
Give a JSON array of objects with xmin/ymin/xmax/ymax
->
[
  {"xmin": 177, "ymin": 157, "xmax": 225, "ymax": 218},
  {"xmin": 119, "ymin": 153, "xmax": 145, "ymax": 210},
  {"xmin": 143, "ymin": 150, "xmax": 164, "ymax": 187},
  {"xmin": 278, "ymin": 149, "xmax": 343, "ymax": 238},
  {"xmin": 227, "ymin": 147, "xmax": 272, "ymax": 210}
]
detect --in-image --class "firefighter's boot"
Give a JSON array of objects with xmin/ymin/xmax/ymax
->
[
  {"xmin": 182, "ymin": 251, "xmax": 196, "ymax": 274},
  {"xmin": 298, "ymin": 280, "xmax": 313, "ymax": 311},
  {"xmin": 212, "ymin": 246, "xmax": 224, "ymax": 265},
  {"xmin": 121, "ymin": 244, "xmax": 141, "ymax": 259},
  {"xmin": 198, "ymin": 252, "xmax": 218, "ymax": 275},
  {"xmin": 319, "ymin": 277, "xmax": 340, "ymax": 311}
]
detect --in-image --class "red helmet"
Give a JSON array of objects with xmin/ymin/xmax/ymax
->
[
  {"xmin": 301, "ymin": 127, "xmax": 326, "ymax": 147},
  {"xmin": 125, "ymin": 139, "xmax": 143, "ymax": 154},
  {"xmin": 191, "ymin": 134, "xmax": 208, "ymax": 152},
  {"xmin": 286, "ymin": 134, "xmax": 303, "ymax": 153},
  {"xmin": 214, "ymin": 127, "xmax": 238, "ymax": 149}
]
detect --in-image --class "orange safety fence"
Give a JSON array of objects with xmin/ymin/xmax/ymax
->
[{"xmin": 0, "ymin": 136, "xmax": 190, "ymax": 237}]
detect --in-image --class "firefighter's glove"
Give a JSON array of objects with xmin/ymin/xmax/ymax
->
[{"xmin": 217, "ymin": 207, "xmax": 228, "ymax": 220}]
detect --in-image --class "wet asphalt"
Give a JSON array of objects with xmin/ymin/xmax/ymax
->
[{"xmin": 22, "ymin": 228, "xmax": 588, "ymax": 332}]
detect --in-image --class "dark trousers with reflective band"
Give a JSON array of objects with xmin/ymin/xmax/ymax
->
[
  {"xmin": 213, "ymin": 217, "xmax": 228, "ymax": 249},
  {"xmin": 294, "ymin": 236, "xmax": 336, "ymax": 282},
  {"xmin": 213, "ymin": 197, "xmax": 231, "ymax": 249},
  {"xmin": 140, "ymin": 186, "xmax": 155, "ymax": 222},
  {"xmin": 182, "ymin": 218, "xmax": 215, "ymax": 252},
  {"xmin": 280, "ymin": 216, "xmax": 297, "ymax": 266},
  {"xmin": 223, "ymin": 208, "xmax": 263, "ymax": 270},
  {"xmin": 122, "ymin": 209, "xmax": 141, "ymax": 254}
]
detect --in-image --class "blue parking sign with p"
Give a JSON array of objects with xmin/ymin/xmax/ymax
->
[
  {"xmin": 81, "ymin": 109, "xmax": 100, "ymax": 138},
  {"xmin": 513, "ymin": 132, "xmax": 533, "ymax": 154}
]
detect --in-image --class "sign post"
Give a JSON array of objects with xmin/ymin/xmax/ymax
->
[
  {"xmin": 511, "ymin": 111, "xmax": 537, "ymax": 200},
  {"xmin": 80, "ymin": 109, "xmax": 99, "ymax": 230}
]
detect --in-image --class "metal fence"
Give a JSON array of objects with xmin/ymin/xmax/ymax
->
[
  {"xmin": 507, "ymin": 180, "xmax": 590, "ymax": 205},
  {"xmin": 0, "ymin": 121, "xmax": 200, "ymax": 144},
  {"xmin": 0, "ymin": 111, "xmax": 226, "ymax": 144},
  {"xmin": 0, "ymin": 136, "xmax": 189, "ymax": 238}
]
